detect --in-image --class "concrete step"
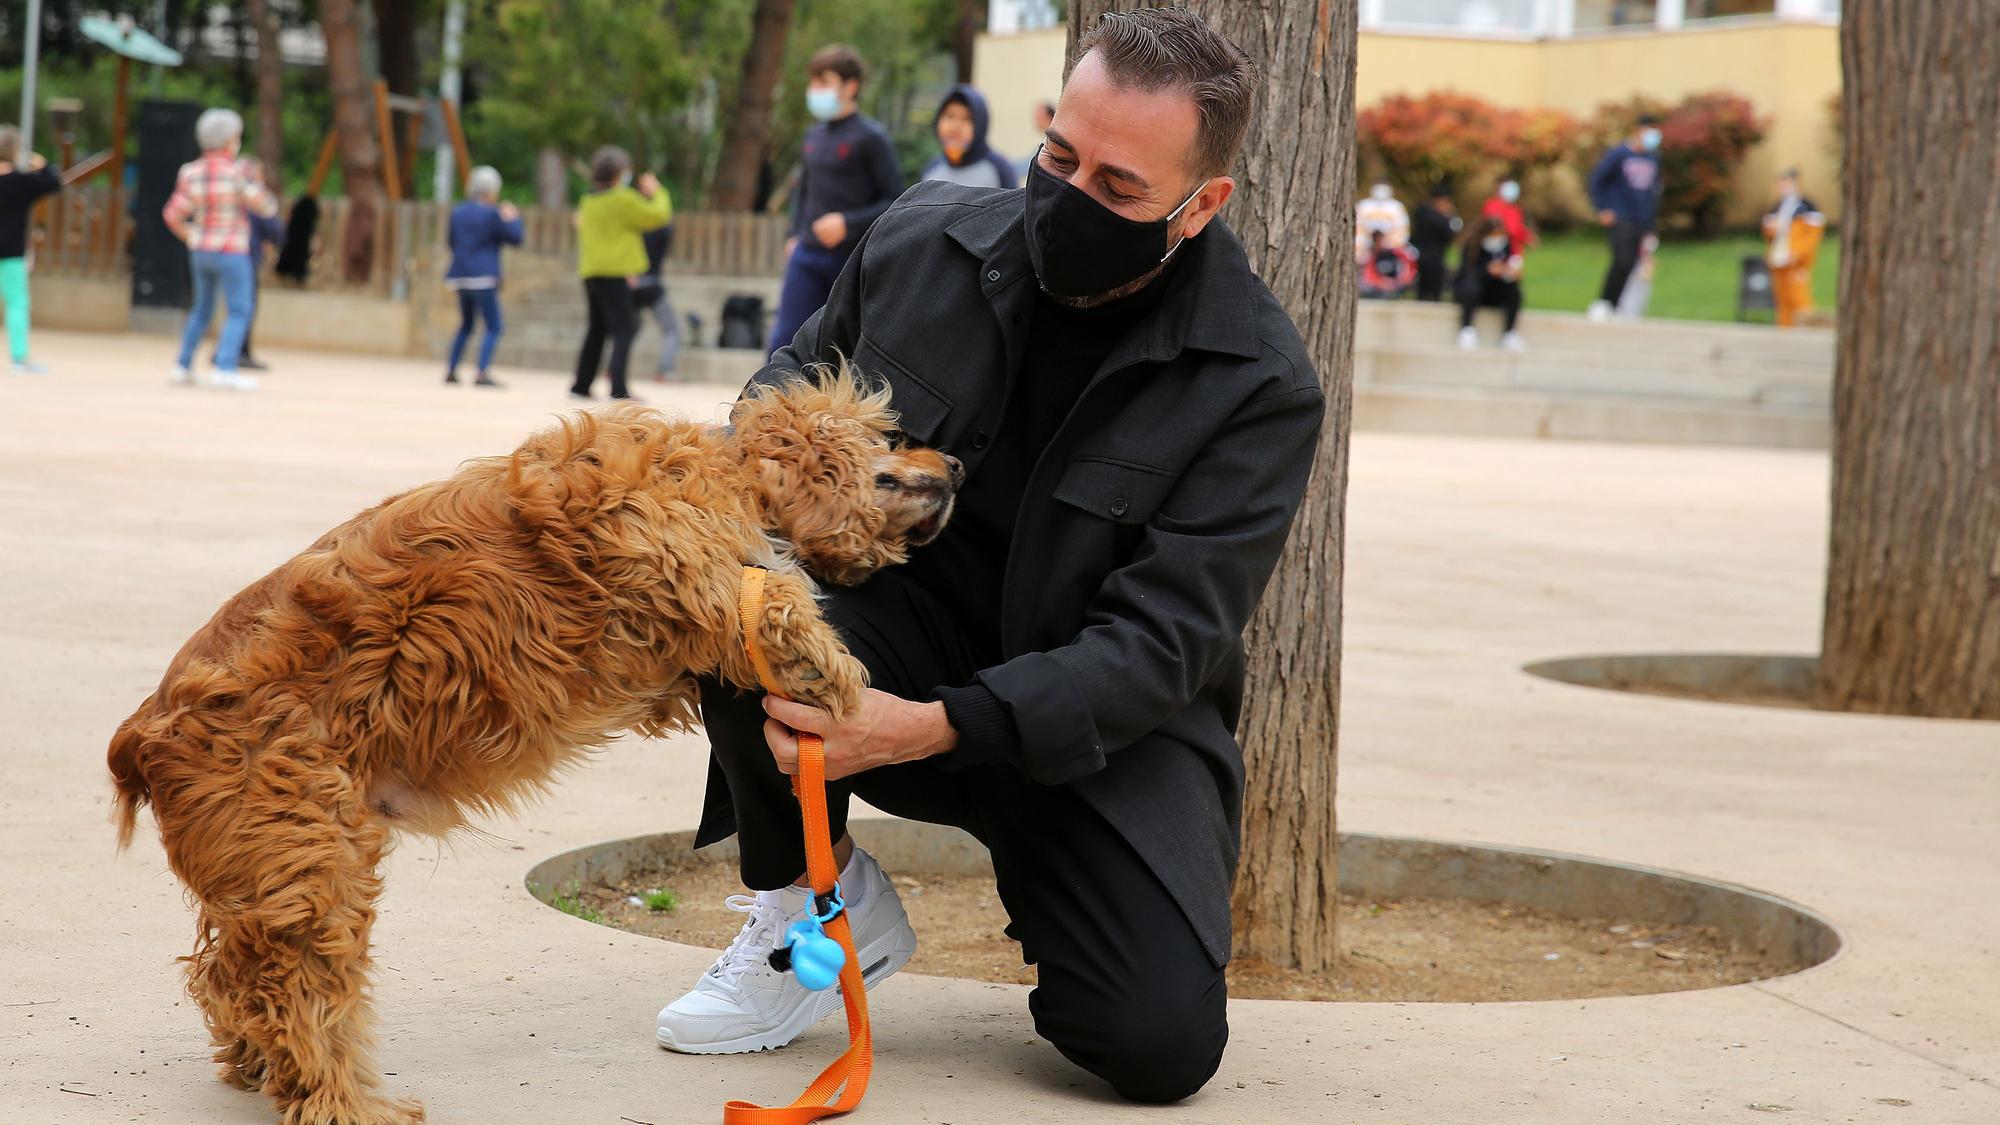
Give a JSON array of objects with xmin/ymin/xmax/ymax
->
[
  {"xmin": 1358, "ymin": 342, "xmax": 1831, "ymax": 409},
  {"xmin": 487, "ymin": 343, "xmax": 761, "ymax": 387},
  {"xmin": 1358, "ymin": 300, "xmax": 1833, "ymax": 371},
  {"xmin": 1353, "ymin": 382, "xmax": 1829, "ymax": 449}
]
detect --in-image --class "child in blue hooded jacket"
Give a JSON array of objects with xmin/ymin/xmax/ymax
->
[{"xmin": 920, "ymin": 85, "xmax": 1017, "ymax": 190}]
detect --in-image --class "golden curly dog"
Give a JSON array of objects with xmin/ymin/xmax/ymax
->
[{"xmin": 107, "ymin": 371, "xmax": 958, "ymax": 1125}]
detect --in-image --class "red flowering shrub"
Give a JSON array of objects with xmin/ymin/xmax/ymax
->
[
  {"xmin": 1577, "ymin": 91, "xmax": 1770, "ymax": 233},
  {"xmin": 1357, "ymin": 90, "xmax": 1579, "ymax": 210}
]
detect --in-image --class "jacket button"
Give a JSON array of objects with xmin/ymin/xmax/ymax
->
[
  {"xmin": 1110, "ymin": 497, "xmax": 1129, "ymax": 517},
  {"xmin": 970, "ymin": 430, "xmax": 991, "ymax": 450},
  {"xmin": 986, "ymin": 269, "xmax": 1002, "ymax": 282}
]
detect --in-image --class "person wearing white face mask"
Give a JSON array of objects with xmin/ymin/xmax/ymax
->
[
  {"xmin": 1454, "ymin": 215, "xmax": 1528, "ymax": 352},
  {"xmin": 1479, "ymin": 176, "xmax": 1536, "ymax": 261},
  {"xmin": 1585, "ymin": 114, "xmax": 1665, "ymax": 322},
  {"xmin": 1354, "ymin": 179, "xmax": 1410, "ymax": 261},
  {"xmin": 767, "ymin": 43, "xmax": 903, "ymax": 353}
]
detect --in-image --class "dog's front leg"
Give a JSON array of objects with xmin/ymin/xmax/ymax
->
[{"xmin": 747, "ymin": 570, "xmax": 867, "ymax": 720}]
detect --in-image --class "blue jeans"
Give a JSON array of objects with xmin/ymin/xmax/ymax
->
[
  {"xmin": 177, "ymin": 250, "xmax": 256, "ymax": 373},
  {"xmin": 767, "ymin": 241, "xmax": 851, "ymax": 354},
  {"xmin": 447, "ymin": 287, "xmax": 503, "ymax": 375}
]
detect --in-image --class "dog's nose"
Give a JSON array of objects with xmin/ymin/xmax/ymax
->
[{"xmin": 941, "ymin": 454, "xmax": 965, "ymax": 487}]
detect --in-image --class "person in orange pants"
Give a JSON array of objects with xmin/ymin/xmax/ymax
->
[{"xmin": 1762, "ymin": 168, "xmax": 1825, "ymax": 327}]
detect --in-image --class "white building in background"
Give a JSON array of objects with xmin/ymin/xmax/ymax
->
[{"xmin": 1360, "ymin": 0, "xmax": 1839, "ymax": 36}]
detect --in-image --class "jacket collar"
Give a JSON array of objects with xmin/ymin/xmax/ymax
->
[{"xmin": 947, "ymin": 193, "xmax": 1264, "ymax": 362}]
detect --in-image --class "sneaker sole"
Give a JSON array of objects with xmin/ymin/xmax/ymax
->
[{"xmin": 655, "ymin": 911, "xmax": 918, "ymax": 1055}]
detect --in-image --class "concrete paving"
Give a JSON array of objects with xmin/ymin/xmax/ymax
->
[{"xmin": 1, "ymin": 332, "xmax": 1994, "ymax": 1124}]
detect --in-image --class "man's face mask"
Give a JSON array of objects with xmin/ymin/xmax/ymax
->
[
  {"xmin": 1640, "ymin": 127, "xmax": 1663, "ymax": 152},
  {"xmin": 806, "ymin": 86, "xmax": 843, "ymax": 121},
  {"xmin": 1498, "ymin": 181, "xmax": 1521, "ymax": 204},
  {"xmin": 1022, "ymin": 150, "xmax": 1208, "ymax": 301},
  {"xmin": 1482, "ymin": 236, "xmax": 1510, "ymax": 254}
]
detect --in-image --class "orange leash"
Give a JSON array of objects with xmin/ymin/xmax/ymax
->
[{"xmin": 723, "ymin": 567, "xmax": 873, "ymax": 1123}]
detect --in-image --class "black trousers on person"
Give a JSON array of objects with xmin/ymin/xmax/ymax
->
[
  {"xmin": 1599, "ymin": 220, "xmax": 1650, "ymax": 305},
  {"xmin": 1415, "ymin": 254, "xmax": 1448, "ymax": 301},
  {"xmin": 573, "ymin": 277, "xmax": 638, "ymax": 398},
  {"xmin": 697, "ymin": 572, "xmax": 1229, "ymax": 1104},
  {"xmin": 1458, "ymin": 275, "xmax": 1522, "ymax": 333}
]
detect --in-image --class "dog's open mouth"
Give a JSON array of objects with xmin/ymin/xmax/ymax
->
[{"xmin": 907, "ymin": 500, "xmax": 953, "ymax": 546}]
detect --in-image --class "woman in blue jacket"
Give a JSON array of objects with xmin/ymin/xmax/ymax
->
[
  {"xmin": 920, "ymin": 85, "xmax": 1017, "ymax": 190},
  {"xmin": 443, "ymin": 165, "xmax": 524, "ymax": 387}
]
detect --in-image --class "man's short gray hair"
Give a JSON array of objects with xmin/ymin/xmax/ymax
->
[
  {"xmin": 466, "ymin": 165, "xmax": 503, "ymax": 201},
  {"xmin": 195, "ymin": 108, "xmax": 244, "ymax": 152},
  {"xmin": 1074, "ymin": 8, "xmax": 1257, "ymax": 179}
]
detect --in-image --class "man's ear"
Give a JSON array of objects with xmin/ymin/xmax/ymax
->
[{"xmin": 1180, "ymin": 176, "xmax": 1236, "ymax": 241}]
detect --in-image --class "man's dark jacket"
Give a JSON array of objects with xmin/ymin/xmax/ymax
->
[{"xmin": 697, "ymin": 180, "xmax": 1326, "ymax": 964}]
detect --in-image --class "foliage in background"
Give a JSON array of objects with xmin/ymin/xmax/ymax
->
[
  {"xmin": 1575, "ymin": 91, "xmax": 1770, "ymax": 235},
  {"xmin": 1357, "ymin": 91, "xmax": 1579, "ymax": 219}
]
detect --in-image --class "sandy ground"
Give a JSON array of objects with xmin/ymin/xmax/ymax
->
[{"xmin": 1, "ymin": 332, "xmax": 1995, "ymax": 1124}]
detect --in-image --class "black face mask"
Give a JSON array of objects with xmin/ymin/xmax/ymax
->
[{"xmin": 1021, "ymin": 152, "xmax": 1207, "ymax": 300}]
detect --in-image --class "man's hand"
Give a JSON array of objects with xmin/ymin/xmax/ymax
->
[
  {"xmin": 27, "ymin": 152, "xmax": 49, "ymax": 172},
  {"xmin": 763, "ymin": 689, "xmax": 958, "ymax": 782},
  {"xmin": 636, "ymin": 171, "xmax": 662, "ymax": 197},
  {"xmin": 810, "ymin": 211, "xmax": 847, "ymax": 248},
  {"xmin": 498, "ymin": 201, "xmax": 520, "ymax": 221},
  {"xmin": 1597, "ymin": 209, "xmax": 1617, "ymax": 227}
]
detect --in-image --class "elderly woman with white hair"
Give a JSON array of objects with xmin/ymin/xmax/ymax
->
[
  {"xmin": 162, "ymin": 106, "xmax": 277, "ymax": 391},
  {"xmin": 442, "ymin": 164, "xmax": 523, "ymax": 387}
]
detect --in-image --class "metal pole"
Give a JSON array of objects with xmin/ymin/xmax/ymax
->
[
  {"xmin": 435, "ymin": 0, "xmax": 465, "ymax": 202},
  {"xmin": 19, "ymin": 0, "xmax": 44, "ymax": 155}
]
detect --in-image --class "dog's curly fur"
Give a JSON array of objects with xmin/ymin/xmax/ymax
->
[{"xmin": 107, "ymin": 371, "xmax": 956, "ymax": 1125}]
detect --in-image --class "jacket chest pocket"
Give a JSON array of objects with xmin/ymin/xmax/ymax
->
[
  {"xmin": 850, "ymin": 338, "xmax": 952, "ymax": 447},
  {"xmin": 1052, "ymin": 456, "xmax": 1177, "ymax": 525}
]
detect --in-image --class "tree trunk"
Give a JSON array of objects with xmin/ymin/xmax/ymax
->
[
  {"xmin": 372, "ymin": 0, "xmax": 421, "ymax": 199},
  {"xmin": 1066, "ymin": 1, "xmax": 1356, "ymax": 973},
  {"xmin": 322, "ymin": 0, "xmax": 383, "ymax": 282},
  {"xmin": 534, "ymin": 146, "xmax": 569, "ymax": 211},
  {"xmin": 709, "ymin": 0, "xmax": 796, "ymax": 212},
  {"xmin": 954, "ymin": 0, "xmax": 986, "ymax": 84},
  {"xmin": 246, "ymin": 0, "xmax": 286, "ymax": 193},
  {"xmin": 1817, "ymin": 1, "xmax": 2000, "ymax": 718}
]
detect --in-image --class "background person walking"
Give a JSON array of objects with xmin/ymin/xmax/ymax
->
[
  {"xmin": 1585, "ymin": 115, "xmax": 1664, "ymax": 322},
  {"xmin": 443, "ymin": 165, "xmax": 523, "ymax": 388},
  {"xmin": 1761, "ymin": 168, "xmax": 1825, "ymax": 328},
  {"xmin": 163, "ymin": 108, "xmax": 277, "ymax": 391},
  {"xmin": 0, "ymin": 125, "xmax": 62, "ymax": 375},
  {"xmin": 570, "ymin": 147, "xmax": 670, "ymax": 402}
]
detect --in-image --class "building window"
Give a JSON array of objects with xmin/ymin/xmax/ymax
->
[
  {"xmin": 1572, "ymin": 0, "xmax": 1660, "ymax": 29},
  {"xmin": 1377, "ymin": 0, "xmax": 1540, "ymax": 34},
  {"xmin": 1688, "ymin": 0, "xmax": 1777, "ymax": 17}
]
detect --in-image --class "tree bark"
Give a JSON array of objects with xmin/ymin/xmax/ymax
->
[
  {"xmin": 246, "ymin": 0, "xmax": 286, "ymax": 193},
  {"xmin": 1818, "ymin": 1, "xmax": 2000, "ymax": 718},
  {"xmin": 954, "ymin": 0, "xmax": 986, "ymax": 84},
  {"xmin": 534, "ymin": 146, "xmax": 569, "ymax": 211},
  {"xmin": 1067, "ymin": 0, "xmax": 1355, "ymax": 973},
  {"xmin": 322, "ymin": 0, "xmax": 383, "ymax": 282},
  {"xmin": 710, "ymin": 0, "xmax": 796, "ymax": 212},
  {"xmin": 372, "ymin": 0, "xmax": 421, "ymax": 199}
]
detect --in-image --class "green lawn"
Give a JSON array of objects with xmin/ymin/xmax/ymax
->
[{"xmin": 1517, "ymin": 230, "xmax": 1839, "ymax": 323}]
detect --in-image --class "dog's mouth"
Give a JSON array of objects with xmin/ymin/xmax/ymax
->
[{"xmin": 906, "ymin": 497, "xmax": 954, "ymax": 547}]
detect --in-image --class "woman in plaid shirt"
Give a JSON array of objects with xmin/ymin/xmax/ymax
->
[{"xmin": 163, "ymin": 108, "xmax": 277, "ymax": 391}]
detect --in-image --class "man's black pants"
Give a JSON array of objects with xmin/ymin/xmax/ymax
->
[
  {"xmin": 698, "ymin": 572, "xmax": 1228, "ymax": 1104},
  {"xmin": 1599, "ymin": 220, "xmax": 1650, "ymax": 304},
  {"xmin": 573, "ymin": 277, "xmax": 638, "ymax": 398}
]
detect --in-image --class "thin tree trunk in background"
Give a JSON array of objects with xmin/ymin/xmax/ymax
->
[
  {"xmin": 372, "ymin": 0, "xmax": 420, "ymax": 199},
  {"xmin": 710, "ymin": 0, "xmax": 795, "ymax": 211},
  {"xmin": 246, "ymin": 0, "xmax": 285, "ymax": 192},
  {"xmin": 534, "ymin": 146, "xmax": 568, "ymax": 210},
  {"xmin": 322, "ymin": 0, "xmax": 383, "ymax": 282},
  {"xmin": 1067, "ymin": 0, "xmax": 1355, "ymax": 973},
  {"xmin": 954, "ymin": 0, "xmax": 985, "ymax": 84},
  {"xmin": 1817, "ymin": 2, "xmax": 2000, "ymax": 718}
]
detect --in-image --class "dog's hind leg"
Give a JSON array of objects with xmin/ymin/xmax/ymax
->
[
  {"xmin": 182, "ymin": 908, "xmax": 269, "ymax": 1092},
  {"xmin": 218, "ymin": 764, "xmax": 423, "ymax": 1125}
]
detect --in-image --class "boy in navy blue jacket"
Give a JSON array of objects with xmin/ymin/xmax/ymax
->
[
  {"xmin": 1586, "ymin": 115, "xmax": 1664, "ymax": 321},
  {"xmin": 767, "ymin": 44, "xmax": 903, "ymax": 353}
]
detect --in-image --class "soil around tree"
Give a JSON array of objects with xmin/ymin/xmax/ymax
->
[{"xmin": 561, "ymin": 854, "xmax": 1801, "ymax": 1002}]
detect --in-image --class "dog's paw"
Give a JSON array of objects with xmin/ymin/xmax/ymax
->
[
  {"xmin": 780, "ymin": 649, "xmax": 867, "ymax": 721},
  {"xmin": 280, "ymin": 1095, "xmax": 425, "ymax": 1125},
  {"xmin": 212, "ymin": 1038, "xmax": 268, "ymax": 1091}
]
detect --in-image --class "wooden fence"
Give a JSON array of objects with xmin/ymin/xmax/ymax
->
[{"xmin": 28, "ymin": 189, "xmax": 792, "ymax": 295}]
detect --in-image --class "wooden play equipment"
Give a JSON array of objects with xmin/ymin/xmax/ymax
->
[{"xmin": 304, "ymin": 81, "xmax": 471, "ymax": 202}]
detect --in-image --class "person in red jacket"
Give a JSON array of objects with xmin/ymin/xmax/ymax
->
[{"xmin": 1480, "ymin": 177, "xmax": 1536, "ymax": 257}]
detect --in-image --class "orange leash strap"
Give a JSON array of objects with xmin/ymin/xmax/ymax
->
[{"xmin": 723, "ymin": 567, "xmax": 874, "ymax": 1124}]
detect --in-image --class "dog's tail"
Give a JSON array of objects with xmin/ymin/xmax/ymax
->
[{"xmin": 107, "ymin": 718, "xmax": 154, "ymax": 851}]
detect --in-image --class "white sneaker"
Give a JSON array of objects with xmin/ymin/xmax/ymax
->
[
  {"xmin": 655, "ymin": 847, "xmax": 917, "ymax": 1055},
  {"xmin": 169, "ymin": 365, "xmax": 197, "ymax": 387},
  {"xmin": 1586, "ymin": 299, "xmax": 1613, "ymax": 323},
  {"xmin": 1455, "ymin": 326, "xmax": 1479, "ymax": 350},
  {"xmin": 1502, "ymin": 331, "xmax": 1528, "ymax": 353},
  {"xmin": 11, "ymin": 359, "xmax": 48, "ymax": 375},
  {"xmin": 213, "ymin": 371, "xmax": 260, "ymax": 392}
]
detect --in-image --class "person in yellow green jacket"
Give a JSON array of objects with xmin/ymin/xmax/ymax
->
[{"xmin": 571, "ymin": 146, "xmax": 672, "ymax": 401}]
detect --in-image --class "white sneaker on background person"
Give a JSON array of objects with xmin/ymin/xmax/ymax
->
[
  {"xmin": 655, "ymin": 846, "xmax": 917, "ymax": 1055},
  {"xmin": 1502, "ymin": 331, "xmax": 1528, "ymax": 353},
  {"xmin": 1456, "ymin": 326, "xmax": 1479, "ymax": 350},
  {"xmin": 11, "ymin": 359, "xmax": 49, "ymax": 375},
  {"xmin": 169, "ymin": 365, "xmax": 197, "ymax": 387},
  {"xmin": 213, "ymin": 371, "xmax": 260, "ymax": 392},
  {"xmin": 1586, "ymin": 299, "xmax": 1613, "ymax": 323}
]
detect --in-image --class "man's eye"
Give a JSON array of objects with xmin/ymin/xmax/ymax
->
[{"xmin": 874, "ymin": 474, "xmax": 902, "ymax": 491}]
